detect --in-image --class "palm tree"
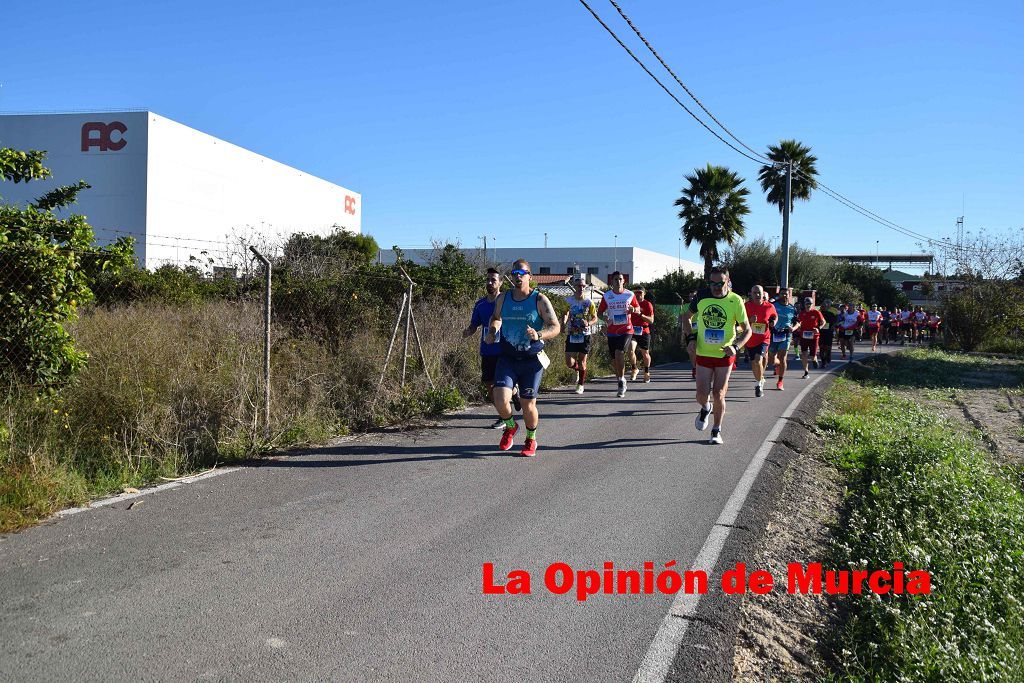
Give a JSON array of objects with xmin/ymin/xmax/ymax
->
[
  {"xmin": 675, "ymin": 164, "xmax": 751, "ymax": 279},
  {"xmin": 757, "ymin": 139, "xmax": 818, "ymax": 213}
]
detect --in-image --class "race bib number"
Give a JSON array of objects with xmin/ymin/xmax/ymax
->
[
  {"xmin": 844, "ymin": 329, "xmax": 854, "ymax": 337},
  {"xmin": 802, "ymin": 330, "xmax": 815, "ymax": 339},
  {"xmin": 634, "ymin": 326, "xmax": 644, "ymax": 335},
  {"xmin": 771, "ymin": 332, "xmax": 789, "ymax": 343},
  {"xmin": 569, "ymin": 334, "xmax": 584, "ymax": 344},
  {"xmin": 612, "ymin": 313, "xmax": 627, "ymax": 325},
  {"xmin": 704, "ymin": 328, "xmax": 725, "ymax": 345},
  {"xmin": 821, "ymin": 322, "xmax": 830, "ymax": 330},
  {"xmin": 752, "ymin": 322, "xmax": 766, "ymax": 334}
]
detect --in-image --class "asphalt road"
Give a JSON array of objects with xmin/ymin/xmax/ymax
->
[{"xmin": 0, "ymin": 354, "xmax": 869, "ymax": 682}]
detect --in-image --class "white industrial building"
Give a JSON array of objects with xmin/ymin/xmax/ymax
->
[
  {"xmin": 0, "ymin": 111, "xmax": 361, "ymax": 268},
  {"xmin": 379, "ymin": 246, "xmax": 701, "ymax": 285}
]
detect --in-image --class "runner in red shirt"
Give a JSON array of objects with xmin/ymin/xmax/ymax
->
[
  {"xmin": 797, "ymin": 298, "xmax": 826, "ymax": 379},
  {"xmin": 628, "ymin": 287, "xmax": 656, "ymax": 383},
  {"xmin": 744, "ymin": 285, "xmax": 777, "ymax": 398}
]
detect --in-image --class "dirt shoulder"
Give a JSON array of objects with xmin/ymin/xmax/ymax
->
[{"xmin": 730, "ymin": 350, "xmax": 1024, "ymax": 681}]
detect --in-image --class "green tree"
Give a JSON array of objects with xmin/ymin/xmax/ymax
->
[
  {"xmin": 757, "ymin": 139, "xmax": 819, "ymax": 214},
  {"xmin": 674, "ymin": 164, "xmax": 750, "ymax": 279},
  {"xmin": 1, "ymin": 147, "xmax": 134, "ymax": 384}
]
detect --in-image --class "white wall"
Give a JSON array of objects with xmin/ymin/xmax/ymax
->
[
  {"xmin": 1, "ymin": 111, "xmax": 361, "ymax": 269},
  {"xmin": 0, "ymin": 112, "xmax": 150, "ymax": 259},
  {"xmin": 378, "ymin": 246, "xmax": 701, "ymax": 283},
  {"xmin": 146, "ymin": 113, "xmax": 360, "ymax": 268}
]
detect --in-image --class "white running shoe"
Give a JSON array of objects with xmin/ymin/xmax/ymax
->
[
  {"xmin": 575, "ymin": 384, "xmax": 584, "ymax": 395},
  {"xmin": 694, "ymin": 401, "xmax": 712, "ymax": 431},
  {"xmin": 709, "ymin": 429, "xmax": 723, "ymax": 445},
  {"xmin": 617, "ymin": 379, "xmax": 627, "ymax": 398}
]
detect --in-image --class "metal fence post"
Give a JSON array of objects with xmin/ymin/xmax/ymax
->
[{"xmin": 249, "ymin": 246, "xmax": 271, "ymax": 440}]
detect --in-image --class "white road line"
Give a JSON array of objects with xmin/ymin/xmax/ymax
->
[
  {"xmin": 53, "ymin": 467, "xmax": 241, "ymax": 518},
  {"xmin": 632, "ymin": 359, "xmax": 849, "ymax": 683}
]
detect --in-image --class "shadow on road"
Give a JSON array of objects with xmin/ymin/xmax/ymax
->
[{"xmin": 258, "ymin": 437, "xmax": 686, "ymax": 469}]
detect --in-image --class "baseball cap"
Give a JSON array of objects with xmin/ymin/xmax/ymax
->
[{"xmin": 804, "ymin": 297, "xmax": 813, "ymax": 305}]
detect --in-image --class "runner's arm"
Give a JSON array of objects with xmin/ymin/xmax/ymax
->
[
  {"xmin": 485, "ymin": 294, "xmax": 505, "ymax": 344},
  {"xmin": 586, "ymin": 302, "xmax": 599, "ymax": 327},
  {"xmin": 731, "ymin": 321, "xmax": 752, "ymax": 352},
  {"xmin": 530, "ymin": 294, "xmax": 561, "ymax": 341}
]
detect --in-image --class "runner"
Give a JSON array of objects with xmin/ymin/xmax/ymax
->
[
  {"xmin": 928, "ymin": 310, "xmax": 942, "ymax": 345},
  {"xmin": 463, "ymin": 268, "xmax": 507, "ymax": 429},
  {"xmin": 683, "ymin": 267, "xmax": 751, "ymax": 444},
  {"xmin": 563, "ymin": 274, "xmax": 599, "ymax": 394},
  {"xmin": 486, "ymin": 259, "xmax": 562, "ymax": 457},
  {"xmin": 797, "ymin": 297, "xmax": 826, "ymax": 378},
  {"xmin": 598, "ymin": 272, "xmax": 640, "ymax": 397},
  {"xmin": 866, "ymin": 304, "xmax": 883, "ymax": 352},
  {"xmin": 744, "ymin": 285, "xmax": 777, "ymax": 397},
  {"xmin": 768, "ymin": 288, "xmax": 798, "ymax": 391},
  {"xmin": 880, "ymin": 307, "xmax": 891, "ymax": 345},
  {"xmin": 837, "ymin": 302, "xmax": 860, "ymax": 360},
  {"xmin": 913, "ymin": 306, "xmax": 928, "ymax": 344},
  {"xmin": 631, "ymin": 287, "xmax": 655, "ymax": 383},
  {"xmin": 899, "ymin": 306, "xmax": 912, "ymax": 345},
  {"xmin": 819, "ymin": 299, "xmax": 837, "ymax": 367}
]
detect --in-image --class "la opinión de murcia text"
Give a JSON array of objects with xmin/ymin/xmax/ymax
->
[{"xmin": 483, "ymin": 561, "xmax": 931, "ymax": 602}]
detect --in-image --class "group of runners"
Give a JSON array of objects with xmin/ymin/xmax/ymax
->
[{"xmin": 463, "ymin": 260, "xmax": 937, "ymax": 455}]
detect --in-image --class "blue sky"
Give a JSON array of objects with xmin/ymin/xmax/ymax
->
[{"xmin": 3, "ymin": 1, "xmax": 1021, "ymax": 268}]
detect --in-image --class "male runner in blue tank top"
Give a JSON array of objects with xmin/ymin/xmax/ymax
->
[{"xmin": 485, "ymin": 259, "xmax": 562, "ymax": 457}]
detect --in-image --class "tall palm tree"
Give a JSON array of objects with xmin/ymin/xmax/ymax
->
[
  {"xmin": 674, "ymin": 164, "xmax": 751, "ymax": 279},
  {"xmin": 757, "ymin": 139, "xmax": 818, "ymax": 213}
]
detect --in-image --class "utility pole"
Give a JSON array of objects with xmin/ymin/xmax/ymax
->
[
  {"xmin": 614, "ymin": 234, "xmax": 618, "ymax": 272},
  {"xmin": 780, "ymin": 161, "xmax": 792, "ymax": 289},
  {"xmin": 544, "ymin": 232, "xmax": 548, "ymax": 248},
  {"xmin": 677, "ymin": 237, "xmax": 681, "ymax": 271}
]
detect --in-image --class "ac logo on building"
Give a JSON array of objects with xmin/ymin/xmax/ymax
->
[
  {"xmin": 344, "ymin": 195, "xmax": 357, "ymax": 215},
  {"xmin": 81, "ymin": 122, "xmax": 127, "ymax": 152}
]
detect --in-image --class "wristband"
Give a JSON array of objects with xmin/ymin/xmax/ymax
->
[{"xmin": 685, "ymin": 333, "xmax": 697, "ymax": 343}]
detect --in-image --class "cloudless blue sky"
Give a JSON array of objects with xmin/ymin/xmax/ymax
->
[{"xmin": 3, "ymin": 1, "xmax": 1021, "ymax": 269}]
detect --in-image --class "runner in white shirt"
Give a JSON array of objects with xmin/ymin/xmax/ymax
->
[
  {"xmin": 563, "ymin": 274, "xmax": 599, "ymax": 394},
  {"xmin": 865, "ymin": 304, "xmax": 883, "ymax": 352},
  {"xmin": 597, "ymin": 272, "xmax": 640, "ymax": 397},
  {"xmin": 899, "ymin": 308, "xmax": 912, "ymax": 345},
  {"xmin": 838, "ymin": 303, "xmax": 860, "ymax": 361}
]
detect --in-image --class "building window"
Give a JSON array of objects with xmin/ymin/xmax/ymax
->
[
  {"xmin": 587, "ymin": 267, "xmax": 599, "ymax": 275},
  {"xmin": 566, "ymin": 267, "xmax": 576, "ymax": 274},
  {"xmin": 539, "ymin": 267, "xmax": 551, "ymax": 275}
]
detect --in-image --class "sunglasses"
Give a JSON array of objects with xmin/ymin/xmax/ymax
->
[
  {"xmin": 511, "ymin": 269, "xmax": 531, "ymax": 276},
  {"xmin": 708, "ymin": 280, "xmax": 726, "ymax": 287}
]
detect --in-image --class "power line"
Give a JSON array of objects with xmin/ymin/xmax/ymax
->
[
  {"xmin": 576, "ymin": 0, "xmax": 767, "ymax": 165},
  {"xmin": 606, "ymin": 0, "xmax": 771, "ymax": 163},
  {"xmin": 580, "ymin": 1, "xmax": 1016, "ymax": 257}
]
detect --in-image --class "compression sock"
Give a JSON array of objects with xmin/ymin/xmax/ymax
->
[
  {"xmin": 526, "ymin": 427, "xmax": 537, "ymax": 439},
  {"xmin": 504, "ymin": 417, "xmax": 516, "ymax": 429}
]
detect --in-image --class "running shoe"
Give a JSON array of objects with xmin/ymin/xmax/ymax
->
[
  {"xmin": 812, "ymin": 358, "xmax": 819, "ymax": 369},
  {"xmin": 490, "ymin": 418, "xmax": 506, "ymax": 430},
  {"xmin": 499, "ymin": 423, "xmax": 518, "ymax": 451},
  {"xmin": 695, "ymin": 401, "xmax": 712, "ymax": 431},
  {"xmin": 630, "ymin": 368, "xmax": 640, "ymax": 381},
  {"xmin": 777, "ymin": 379, "xmax": 784, "ymax": 391},
  {"xmin": 709, "ymin": 429, "xmax": 723, "ymax": 445},
  {"xmin": 643, "ymin": 371, "xmax": 651, "ymax": 383},
  {"xmin": 755, "ymin": 382, "xmax": 763, "ymax": 398},
  {"xmin": 802, "ymin": 370, "xmax": 810, "ymax": 379},
  {"xmin": 511, "ymin": 391, "xmax": 521, "ymax": 412},
  {"xmin": 520, "ymin": 438, "xmax": 537, "ymax": 457},
  {"xmin": 575, "ymin": 384, "xmax": 584, "ymax": 395},
  {"xmin": 617, "ymin": 379, "xmax": 627, "ymax": 398}
]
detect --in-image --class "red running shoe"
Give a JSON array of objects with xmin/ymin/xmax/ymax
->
[
  {"xmin": 499, "ymin": 423, "xmax": 518, "ymax": 451},
  {"xmin": 520, "ymin": 438, "xmax": 537, "ymax": 457}
]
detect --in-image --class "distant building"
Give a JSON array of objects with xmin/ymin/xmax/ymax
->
[
  {"xmin": 0, "ymin": 111, "xmax": 361, "ymax": 268},
  {"xmin": 379, "ymin": 246, "xmax": 700, "ymax": 285}
]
